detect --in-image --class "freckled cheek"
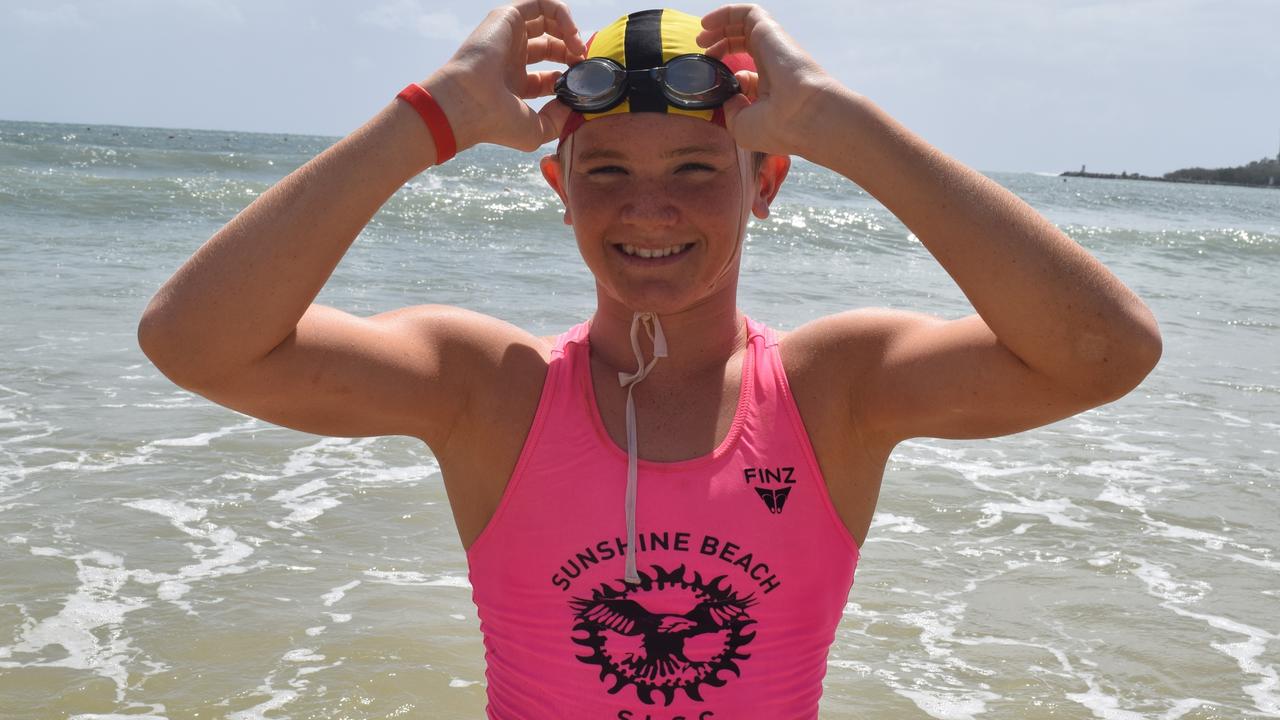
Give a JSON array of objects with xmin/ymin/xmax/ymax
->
[
  {"xmin": 683, "ymin": 170, "xmax": 744, "ymax": 198},
  {"xmin": 566, "ymin": 194, "xmax": 615, "ymax": 261},
  {"xmin": 566, "ymin": 183, "xmax": 617, "ymax": 222},
  {"xmin": 678, "ymin": 187, "xmax": 745, "ymax": 240}
]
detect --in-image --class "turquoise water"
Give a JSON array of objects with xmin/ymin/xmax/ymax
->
[{"xmin": 1, "ymin": 119, "xmax": 1278, "ymax": 718}]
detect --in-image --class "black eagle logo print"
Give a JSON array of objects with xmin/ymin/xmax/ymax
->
[{"xmin": 569, "ymin": 564, "xmax": 758, "ymax": 705}]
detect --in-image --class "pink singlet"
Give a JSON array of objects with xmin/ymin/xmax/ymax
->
[{"xmin": 466, "ymin": 316, "xmax": 860, "ymax": 719}]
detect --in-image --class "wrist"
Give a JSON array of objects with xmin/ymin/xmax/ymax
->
[
  {"xmin": 397, "ymin": 83, "xmax": 457, "ymax": 164},
  {"xmin": 385, "ymin": 98, "xmax": 442, "ymax": 175},
  {"xmin": 791, "ymin": 80, "xmax": 867, "ymax": 163},
  {"xmin": 419, "ymin": 69, "xmax": 485, "ymax": 156},
  {"xmin": 804, "ymin": 90, "xmax": 948, "ymax": 202}
]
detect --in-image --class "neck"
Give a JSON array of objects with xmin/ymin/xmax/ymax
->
[{"xmin": 588, "ymin": 288, "xmax": 746, "ymax": 379}]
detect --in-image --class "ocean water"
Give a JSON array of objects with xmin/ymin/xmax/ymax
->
[{"xmin": 0, "ymin": 118, "xmax": 1277, "ymax": 719}]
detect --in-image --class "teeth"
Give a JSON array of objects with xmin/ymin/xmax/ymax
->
[{"xmin": 621, "ymin": 244, "xmax": 689, "ymax": 258}]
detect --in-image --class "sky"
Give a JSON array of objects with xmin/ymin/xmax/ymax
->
[{"xmin": 2, "ymin": 0, "xmax": 1278, "ymax": 174}]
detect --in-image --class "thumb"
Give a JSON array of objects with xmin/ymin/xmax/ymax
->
[
  {"xmin": 734, "ymin": 70, "xmax": 759, "ymax": 102},
  {"xmin": 538, "ymin": 98, "xmax": 572, "ymax": 145},
  {"xmin": 721, "ymin": 94, "xmax": 758, "ymax": 147},
  {"xmin": 502, "ymin": 96, "xmax": 559, "ymax": 152}
]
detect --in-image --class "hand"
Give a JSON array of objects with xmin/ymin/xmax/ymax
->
[
  {"xmin": 697, "ymin": 4, "xmax": 839, "ymax": 157},
  {"xmin": 424, "ymin": 0, "xmax": 586, "ymax": 153}
]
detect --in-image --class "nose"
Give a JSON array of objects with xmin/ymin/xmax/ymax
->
[{"xmin": 619, "ymin": 182, "xmax": 679, "ymax": 227}]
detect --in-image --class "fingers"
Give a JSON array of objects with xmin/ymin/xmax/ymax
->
[
  {"xmin": 734, "ymin": 69, "xmax": 759, "ymax": 102},
  {"xmin": 512, "ymin": 0, "xmax": 587, "ymax": 56},
  {"xmin": 701, "ymin": 37, "xmax": 725, "ymax": 59},
  {"xmin": 697, "ymin": 4, "xmax": 771, "ymax": 50},
  {"xmin": 526, "ymin": 35, "xmax": 575, "ymax": 65},
  {"xmin": 519, "ymin": 70, "xmax": 563, "ymax": 99}
]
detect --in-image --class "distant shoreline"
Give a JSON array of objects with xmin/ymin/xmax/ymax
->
[
  {"xmin": 1061, "ymin": 154, "xmax": 1280, "ymax": 190},
  {"xmin": 1059, "ymin": 171, "xmax": 1279, "ymax": 190}
]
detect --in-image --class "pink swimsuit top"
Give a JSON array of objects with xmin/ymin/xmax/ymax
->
[{"xmin": 466, "ymin": 316, "xmax": 860, "ymax": 719}]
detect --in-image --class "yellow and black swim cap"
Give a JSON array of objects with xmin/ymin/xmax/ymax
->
[{"xmin": 557, "ymin": 8, "xmax": 755, "ymax": 143}]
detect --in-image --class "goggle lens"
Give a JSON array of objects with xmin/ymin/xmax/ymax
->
[
  {"xmin": 664, "ymin": 57, "xmax": 721, "ymax": 97},
  {"xmin": 564, "ymin": 60, "xmax": 622, "ymax": 98}
]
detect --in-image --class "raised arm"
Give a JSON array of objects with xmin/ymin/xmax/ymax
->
[
  {"xmin": 137, "ymin": 0, "xmax": 585, "ymax": 447},
  {"xmin": 699, "ymin": 5, "xmax": 1161, "ymax": 445}
]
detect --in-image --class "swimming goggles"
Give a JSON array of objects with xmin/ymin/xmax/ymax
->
[{"xmin": 554, "ymin": 54, "xmax": 741, "ymax": 114}]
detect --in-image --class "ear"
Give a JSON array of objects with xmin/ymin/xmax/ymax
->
[
  {"xmin": 751, "ymin": 154, "xmax": 791, "ymax": 220},
  {"xmin": 539, "ymin": 153, "xmax": 573, "ymax": 225}
]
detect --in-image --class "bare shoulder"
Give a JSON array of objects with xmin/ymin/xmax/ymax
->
[
  {"xmin": 777, "ymin": 308, "xmax": 926, "ymax": 379},
  {"xmin": 776, "ymin": 308, "xmax": 925, "ymax": 445},
  {"xmin": 406, "ymin": 304, "xmax": 553, "ymax": 368},
  {"xmin": 394, "ymin": 305, "xmax": 555, "ymax": 448}
]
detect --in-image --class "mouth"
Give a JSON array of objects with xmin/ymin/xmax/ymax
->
[{"xmin": 613, "ymin": 242, "xmax": 695, "ymax": 261}]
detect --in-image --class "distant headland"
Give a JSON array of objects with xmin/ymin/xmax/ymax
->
[{"xmin": 1061, "ymin": 154, "xmax": 1280, "ymax": 189}]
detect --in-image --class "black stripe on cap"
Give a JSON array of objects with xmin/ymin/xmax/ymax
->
[{"xmin": 624, "ymin": 9, "xmax": 666, "ymax": 113}]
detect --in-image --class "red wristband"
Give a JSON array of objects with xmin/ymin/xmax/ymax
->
[{"xmin": 396, "ymin": 83, "xmax": 457, "ymax": 164}]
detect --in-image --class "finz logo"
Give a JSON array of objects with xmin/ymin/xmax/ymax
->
[
  {"xmin": 569, "ymin": 564, "xmax": 757, "ymax": 706},
  {"xmin": 753, "ymin": 487, "xmax": 792, "ymax": 514},
  {"xmin": 744, "ymin": 466, "xmax": 796, "ymax": 515}
]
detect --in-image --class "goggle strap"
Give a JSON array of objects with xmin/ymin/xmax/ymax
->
[
  {"xmin": 624, "ymin": 10, "xmax": 667, "ymax": 113},
  {"xmin": 559, "ymin": 112, "xmax": 586, "ymax": 145}
]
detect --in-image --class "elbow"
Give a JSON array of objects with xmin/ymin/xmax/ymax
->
[
  {"xmin": 1106, "ymin": 335, "xmax": 1161, "ymax": 402},
  {"xmin": 1121, "ymin": 304, "xmax": 1163, "ymax": 391},
  {"xmin": 137, "ymin": 301, "xmax": 175, "ymax": 366},
  {"xmin": 137, "ymin": 309, "xmax": 204, "ymax": 391},
  {"xmin": 137, "ymin": 313, "xmax": 179, "ymax": 384},
  {"xmin": 1136, "ymin": 319, "xmax": 1163, "ymax": 378},
  {"xmin": 1078, "ymin": 316, "xmax": 1163, "ymax": 403},
  {"xmin": 137, "ymin": 309, "xmax": 164, "ymax": 367}
]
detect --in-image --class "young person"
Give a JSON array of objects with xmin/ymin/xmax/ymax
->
[{"xmin": 138, "ymin": 2, "xmax": 1161, "ymax": 716}]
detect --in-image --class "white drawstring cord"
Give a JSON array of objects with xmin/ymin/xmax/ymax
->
[{"xmin": 617, "ymin": 311, "xmax": 667, "ymax": 583}]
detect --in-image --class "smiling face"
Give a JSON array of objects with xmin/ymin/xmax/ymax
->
[{"xmin": 542, "ymin": 113, "xmax": 788, "ymax": 316}]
